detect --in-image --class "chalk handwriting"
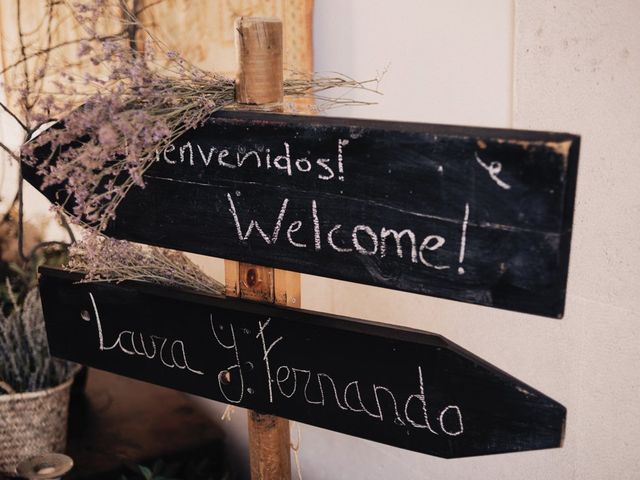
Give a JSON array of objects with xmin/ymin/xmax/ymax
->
[
  {"xmin": 88, "ymin": 292, "xmax": 204, "ymax": 375},
  {"xmin": 87, "ymin": 300, "xmax": 465, "ymax": 438},
  {"xmin": 457, "ymin": 203, "xmax": 470, "ymax": 275},
  {"xmin": 228, "ymin": 316, "xmax": 465, "ymax": 437},
  {"xmin": 227, "ymin": 194, "xmax": 452, "ymax": 271},
  {"xmin": 157, "ymin": 139, "xmax": 349, "ymax": 182},
  {"xmin": 210, "ymin": 316, "xmax": 245, "ymax": 404},
  {"xmin": 157, "ymin": 137, "xmax": 482, "ymax": 278},
  {"xmin": 474, "ymin": 152, "xmax": 511, "ymax": 190},
  {"xmin": 256, "ymin": 318, "xmax": 283, "ymax": 403}
]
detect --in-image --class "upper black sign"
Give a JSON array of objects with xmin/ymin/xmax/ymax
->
[
  {"xmin": 24, "ymin": 111, "xmax": 580, "ymax": 317},
  {"xmin": 39, "ymin": 267, "xmax": 566, "ymax": 458}
]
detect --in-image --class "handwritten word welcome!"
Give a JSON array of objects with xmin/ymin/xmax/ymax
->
[{"xmin": 227, "ymin": 193, "xmax": 471, "ymax": 274}]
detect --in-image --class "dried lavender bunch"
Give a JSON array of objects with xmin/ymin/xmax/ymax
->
[
  {"xmin": 0, "ymin": 286, "xmax": 78, "ymax": 394},
  {"xmin": 66, "ymin": 234, "xmax": 224, "ymax": 297},
  {"xmin": 17, "ymin": 1, "xmax": 379, "ymax": 231},
  {"xmin": 21, "ymin": 40, "xmax": 234, "ymax": 230}
]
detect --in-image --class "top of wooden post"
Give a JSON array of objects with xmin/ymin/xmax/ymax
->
[{"xmin": 235, "ymin": 17, "xmax": 284, "ymax": 106}]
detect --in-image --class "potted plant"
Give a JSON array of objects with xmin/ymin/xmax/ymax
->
[{"xmin": 0, "ymin": 211, "xmax": 78, "ymax": 477}]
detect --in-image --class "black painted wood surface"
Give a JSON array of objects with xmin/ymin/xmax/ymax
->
[
  {"xmin": 39, "ymin": 267, "xmax": 566, "ymax": 459},
  {"xmin": 23, "ymin": 111, "xmax": 580, "ymax": 317}
]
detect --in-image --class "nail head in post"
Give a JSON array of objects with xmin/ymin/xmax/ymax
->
[
  {"xmin": 16, "ymin": 453, "xmax": 73, "ymax": 479},
  {"xmin": 246, "ymin": 268, "xmax": 257, "ymax": 287}
]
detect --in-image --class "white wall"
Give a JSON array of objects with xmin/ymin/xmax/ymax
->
[
  {"xmin": 200, "ymin": 1, "xmax": 640, "ymax": 479},
  {"xmin": 513, "ymin": 2, "xmax": 640, "ymax": 478}
]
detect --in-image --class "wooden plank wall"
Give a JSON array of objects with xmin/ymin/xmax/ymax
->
[{"xmin": 0, "ymin": 0, "xmax": 313, "ymax": 119}]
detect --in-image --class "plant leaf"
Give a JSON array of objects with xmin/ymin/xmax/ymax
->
[{"xmin": 139, "ymin": 465, "xmax": 153, "ymax": 480}]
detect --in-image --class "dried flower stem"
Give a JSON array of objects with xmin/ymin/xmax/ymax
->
[
  {"xmin": 66, "ymin": 233, "xmax": 225, "ymax": 297},
  {"xmin": 15, "ymin": 1, "xmax": 380, "ymax": 231}
]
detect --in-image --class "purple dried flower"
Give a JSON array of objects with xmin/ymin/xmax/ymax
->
[
  {"xmin": 78, "ymin": 40, "xmax": 91, "ymax": 57},
  {"xmin": 97, "ymin": 124, "xmax": 118, "ymax": 147}
]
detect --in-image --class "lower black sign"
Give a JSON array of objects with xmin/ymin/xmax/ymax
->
[{"xmin": 39, "ymin": 268, "xmax": 565, "ymax": 458}]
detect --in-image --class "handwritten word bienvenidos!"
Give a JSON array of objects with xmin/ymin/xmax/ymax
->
[
  {"xmin": 157, "ymin": 139, "xmax": 349, "ymax": 182},
  {"xmin": 87, "ymin": 293, "xmax": 464, "ymax": 437}
]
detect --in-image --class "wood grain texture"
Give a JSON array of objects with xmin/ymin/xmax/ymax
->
[
  {"xmin": 39, "ymin": 267, "xmax": 567, "ymax": 459},
  {"xmin": 136, "ymin": 0, "xmax": 313, "ymax": 77},
  {"xmin": 0, "ymin": 1, "xmax": 121, "ymax": 118},
  {"xmin": 230, "ymin": 17, "xmax": 292, "ymax": 480},
  {"xmin": 248, "ymin": 412, "xmax": 291, "ymax": 480},
  {"xmin": 235, "ymin": 17, "xmax": 284, "ymax": 105},
  {"xmin": 0, "ymin": 0, "xmax": 314, "ymax": 120}
]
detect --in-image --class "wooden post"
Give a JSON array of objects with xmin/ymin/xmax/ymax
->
[{"xmin": 225, "ymin": 16, "xmax": 297, "ymax": 480}]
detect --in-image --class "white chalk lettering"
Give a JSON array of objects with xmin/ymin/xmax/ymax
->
[
  {"xmin": 343, "ymin": 381, "xmax": 381, "ymax": 419},
  {"xmin": 287, "ymin": 220, "xmax": 306, "ymax": 248},
  {"xmin": 337, "ymin": 138, "xmax": 348, "ymax": 181},
  {"xmin": 318, "ymin": 373, "xmax": 349, "ymax": 410},
  {"xmin": 419, "ymin": 235, "xmax": 449, "ymax": 270},
  {"xmin": 296, "ymin": 157, "xmax": 312, "ymax": 172},
  {"xmin": 274, "ymin": 142, "xmax": 292, "ymax": 175},
  {"xmin": 88, "ymin": 293, "xmax": 203, "ymax": 375},
  {"xmin": 226, "ymin": 195, "xmax": 452, "ymax": 271},
  {"xmin": 179, "ymin": 142, "xmax": 193, "ymax": 165},
  {"xmin": 439, "ymin": 405, "xmax": 464, "ymax": 436},
  {"xmin": 352, "ymin": 225, "xmax": 378, "ymax": 255},
  {"xmin": 210, "ymin": 316, "xmax": 245, "ymax": 404},
  {"xmin": 328, "ymin": 224, "xmax": 352, "ymax": 252},
  {"xmin": 256, "ymin": 318, "xmax": 283, "ymax": 403},
  {"xmin": 163, "ymin": 143, "xmax": 176, "ymax": 164},
  {"xmin": 373, "ymin": 385, "xmax": 405, "ymax": 425},
  {"xmin": 215, "ymin": 317, "xmax": 464, "ymax": 436},
  {"xmin": 403, "ymin": 366, "xmax": 439, "ymax": 434},
  {"xmin": 458, "ymin": 203, "xmax": 470, "ymax": 274},
  {"xmin": 312, "ymin": 200, "xmax": 321, "ymax": 251},
  {"xmin": 196, "ymin": 144, "xmax": 216, "ymax": 166},
  {"xmin": 238, "ymin": 150, "xmax": 261, "ymax": 168},
  {"xmin": 475, "ymin": 152, "xmax": 511, "ymax": 190},
  {"xmin": 218, "ymin": 149, "xmax": 235, "ymax": 168},
  {"xmin": 160, "ymin": 138, "xmax": 347, "ymax": 182},
  {"xmin": 227, "ymin": 193, "xmax": 289, "ymax": 245},
  {"xmin": 380, "ymin": 228, "xmax": 417, "ymax": 262},
  {"xmin": 316, "ymin": 158, "xmax": 335, "ymax": 180},
  {"xmin": 276, "ymin": 365, "xmax": 297, "ymax": 398}
]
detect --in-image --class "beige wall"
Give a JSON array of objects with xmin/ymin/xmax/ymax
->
[
  {"xmin": 513, "ymin": 1, "xmax": 640, "ymax": 478},
  {"xmin": 275, "ymin": 1, "xmax": 640, "ymax": 478}
]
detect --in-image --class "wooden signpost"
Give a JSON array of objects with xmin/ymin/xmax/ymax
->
[
  {"xmin": 22, "ymin": 15, "xmax": 580, "ymax": 480},
  {"xmin": 228, "ymin": 18, "xmax": 293, "ymax": 479}
]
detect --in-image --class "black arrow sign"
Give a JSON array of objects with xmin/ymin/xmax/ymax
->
[
  {"xmin": 24, "ymin": 111, "xmax": 580, "ymax": 317},
  {"xmin": 39, "ymin": 267, "xmax": 566, "ymax": 458}
]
